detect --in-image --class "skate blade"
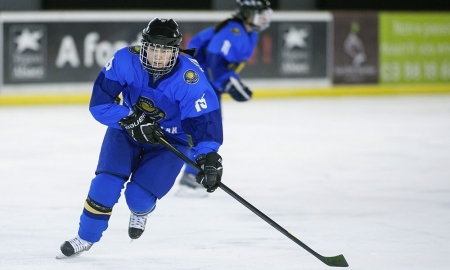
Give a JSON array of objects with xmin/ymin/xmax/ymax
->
[{"xmin": 55, "ymin": 252, "xmax": 82, "ymax": 259}]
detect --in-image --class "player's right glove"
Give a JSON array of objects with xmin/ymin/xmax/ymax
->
[
  {"xmin": 118, "ymin": 105, "xmax": 163, "ymax": 145},
  {"xmin": 223, "ymin": 76, "xmax": 252, "ymax": 102},
  {"xmin": 195, "ymin": 152, "xmax": 223, "ymax": 193}
]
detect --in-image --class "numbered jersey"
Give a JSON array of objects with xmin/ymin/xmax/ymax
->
[
  {"xmin": 89, "ymin": 45, "xmax": 223, "ymax": 156},
  {"xmin": 188, "ymin": 19, "xmax": 258, "ymax": 91}
]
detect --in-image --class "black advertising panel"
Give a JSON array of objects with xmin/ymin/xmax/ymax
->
[
  {"xmin": 333, "ymin": 13, "xmax": 379, "ymax": 84},
  {"xmin": 239, "ymin": 21, "xmax": 329, "ymax": 79},
  {"xmin": 1, "ymin": 21, "xmax": 192, "ymax": 84},
  {"xmin": 1, "ymin": 12, "xmax": 331, "ymax": 86},
  {"xmin": 2, "ymin": 21, "xmax": 213, "ymax": 84},
  {"xmin": 275, "ymin": 21, "xmax": 328, "ymax": 78}
]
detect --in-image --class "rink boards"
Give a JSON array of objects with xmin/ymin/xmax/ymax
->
[{"xmin": 0, "ymin": 11, "xmax": 449, "ymax": 105}]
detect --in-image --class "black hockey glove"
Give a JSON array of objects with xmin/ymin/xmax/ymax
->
[
  {"xmin": 118, "ymin": 105, "xmax": 163, "ymax": 145},
  {"xmin": 223, "ymin": 76, "xmax": 252, "ymax": 102},
  {"xmin": 195, "ymin": 152, "xmax": 223, "ymax": 193}
]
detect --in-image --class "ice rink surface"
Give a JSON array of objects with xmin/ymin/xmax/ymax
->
[{"xmin": 1, "ymin": 95, "xmax": 450, "ymax": 270}]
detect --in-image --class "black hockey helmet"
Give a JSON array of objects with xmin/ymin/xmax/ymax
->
[
  {"xmin": 234, "ymin": 0, "xmax": 272, "ymax": 32},
  {"xmin": 236, "ymin": 0, "xmax": 271, "ymax": 18},
  {"xmin": 142, "ymin": 18, "xmax": 182, "ymax": 47}
]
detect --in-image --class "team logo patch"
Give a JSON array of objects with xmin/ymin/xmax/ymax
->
[
  {"xmin": 136, "ymin": 97, "xmax": 166, "ymax": 122},
  {"xmin": 128, "ymin": 45, "xmax": 140, "ymax": 54},
  {"xmin": 183, "ymin": 70, "xmax": 199, "ymax": 84},
  {"xmin": 231, "ymin": 27, "xmax": 241, "ymax": 35}
]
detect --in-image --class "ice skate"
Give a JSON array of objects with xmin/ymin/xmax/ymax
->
[
  {"xmin": 175, "ymin": 172, "xmax": 208, "ymax": 198},
  {"xmin": 129, "ymin": 212, "xmax": 149, "ymax": 240},
  {"xmin": 56, "ymin": 235, "xmax": 93, "ymax": 259}
]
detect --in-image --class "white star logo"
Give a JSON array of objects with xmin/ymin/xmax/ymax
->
[
  {"xmin": 14, "ymin": 28, "xmax": 43, "ymax": 53},
  {"xmin": 283, "ymin": 27, "xmax": 309, "ymax": 49}
]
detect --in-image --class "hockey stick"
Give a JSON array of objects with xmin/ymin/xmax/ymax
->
[{"xmin": 158, "ymin": 137, "xmax": 349, "ymax": 267}]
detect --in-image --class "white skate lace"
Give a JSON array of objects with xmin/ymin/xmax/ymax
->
[
  {"xmin": 68, "ymin": 236, "xmax": 92, "ymax": 253},
  {"xmin": 129, "ymin": 214, "xmax": 148, "ymax": 230}
]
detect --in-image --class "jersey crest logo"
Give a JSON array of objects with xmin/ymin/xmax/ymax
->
[
  {"xmin": 183, "ymin": 70, "xmax": 199, "ymax": 84},
  {"xmin": 128, "ymin": 45, "xmax": 141, "ymax": 55},
  {"xmin": 136, "ymin": 97, "xmax": 166, "ymax": 122},
  {"xmin": 231, "ymin": 27, "xmax": 241, "ymax": 35}
]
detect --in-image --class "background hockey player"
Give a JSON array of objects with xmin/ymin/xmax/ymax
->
[
  {"xmin": 58, "ymin": 18, "xmax": 223, "ymax": 258},
  {"xmin": 176, "ymin": 0, "xmax": 272, "ymax": 197}
]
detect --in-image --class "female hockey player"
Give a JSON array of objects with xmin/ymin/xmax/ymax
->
[
  {"xmin": 176, "ymin": 0, "xmax": 272, "ymax": 197},
  {"xmin": 57, "ymin": 17, "xmax": 223, "ymax": 258}
]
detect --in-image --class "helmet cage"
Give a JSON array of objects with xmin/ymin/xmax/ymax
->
[
  {"xmin": 139, "ymin": 18, "xmax": 182, "ymax": 76},
  {"xmin": 250, "ymin": 8, "xmax": 273, "ymax": 32},
  {"xmin": 139, "ymin": 41, "xmax": 179, "ymax": 77}
]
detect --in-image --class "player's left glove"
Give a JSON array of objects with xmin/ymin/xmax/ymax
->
[
  {"xmin": 118, "ymin": 105, "xmax": 163, "ymax": 145},
  {"xmin": 195, "ymin": 152, "xmax": 223, "ymax": 193},
  {"xmin": 223, "ymin": 76, "xmax": 252, "ymax": 102}
]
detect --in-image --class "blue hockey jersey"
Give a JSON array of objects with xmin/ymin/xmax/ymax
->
[
  {"xmin": 188, "ymin": 19, "xmax": 258, "ymax": 91},
  {"xmin": 89, "ymin": 45, "xmax": 223, "ymax": 157}
]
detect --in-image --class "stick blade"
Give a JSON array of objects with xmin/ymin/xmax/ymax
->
[{"xmin": 322, "ymin": 254, "xmax": 349, "ymax": 267}]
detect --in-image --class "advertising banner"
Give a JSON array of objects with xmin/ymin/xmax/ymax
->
[
  {"xmin": 273, "ymin": 21, "xmax": 328, "ymax": 79},
  {"xmin": 333, "ymin": 12, "xmax": 378, "ymax": 84},
  {"xmin": 379, "ymin": 13, "xmax": 450, "ymax": 84},
  {"xmin": 3, "ymin": 21, "xmax": 208, "ymax": 84},
  {"xmin": 1, "ymin": 12, "xmax": 331, "ymax": 88}
]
